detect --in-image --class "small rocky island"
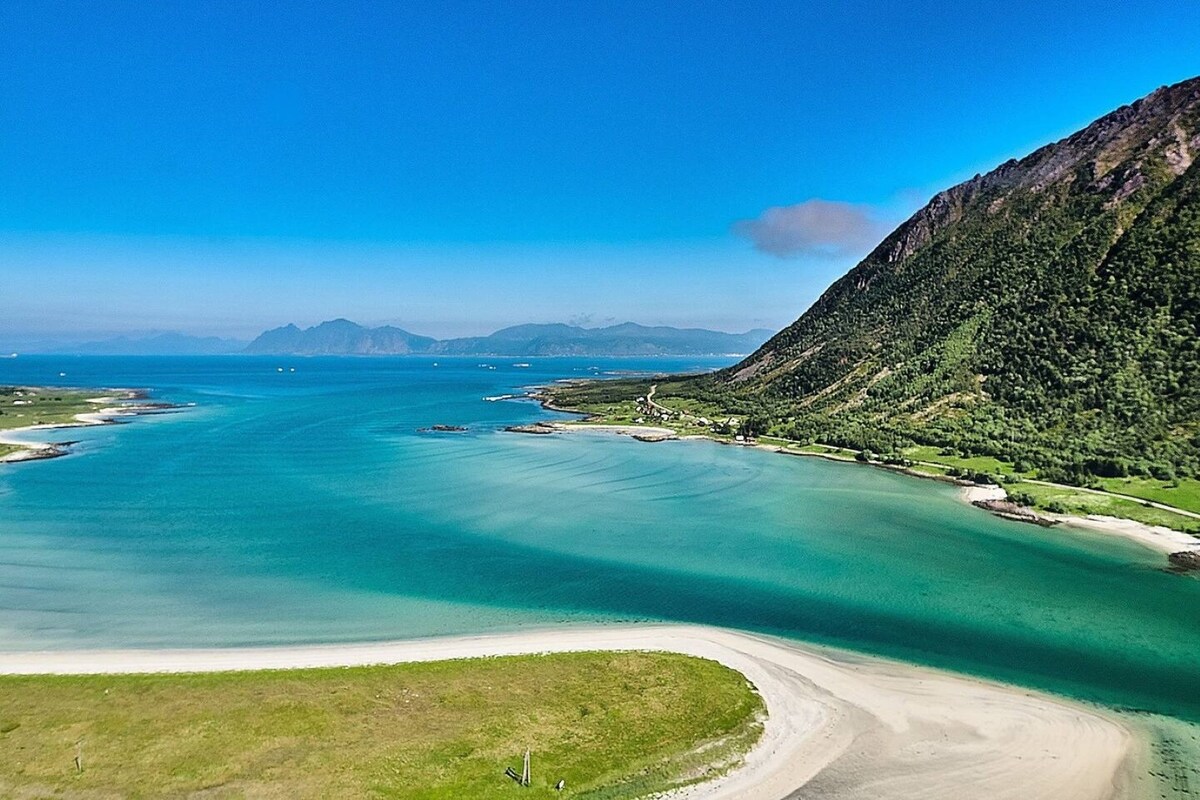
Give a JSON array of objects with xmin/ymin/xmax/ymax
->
[{"xmin": 504, "ymin": 423, "xmax": 558, "ymax": 435}]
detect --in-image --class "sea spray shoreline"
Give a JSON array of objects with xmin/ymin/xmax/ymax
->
[{"xmin": 0, "ymin": 623, "xmax": 1146, "ymax": 800}]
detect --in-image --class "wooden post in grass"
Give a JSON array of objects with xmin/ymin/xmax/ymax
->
[
  {"xmin": 522, "ymin": 749, "xmax": 531, "ymax": 787},
  {"xmin": 74, "ymin": 739, "xmax": 83, "ymax": 773}
]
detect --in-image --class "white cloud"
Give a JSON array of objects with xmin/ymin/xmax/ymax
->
[{"xmin": 732, "ymin": 199, "xmax": 888, "ymax": 258}]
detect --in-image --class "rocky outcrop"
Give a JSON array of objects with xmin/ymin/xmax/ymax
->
[
  {"xmin": 971, "ymin": 499, "xmax": 1058, "ymax": 527},
  {"xmin": 504, "ymin": 423, "xmax": 558, "ymax": 435},
  {"xmin": 632, "ymin": 432, "xmax": 676, "ymax": 442},
  {"xmin": 1168, "ymin": 550, "xmax": 1200, "ymax": 572}
]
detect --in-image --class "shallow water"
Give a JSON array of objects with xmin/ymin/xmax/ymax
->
[{"xmin": 1, "ymin": 355, "xmax": 1198, "ymax": 721}]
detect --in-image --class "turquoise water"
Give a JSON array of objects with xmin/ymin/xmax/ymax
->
[{"xmin": 1, "ymin": 356, "xmax": 1198, "ymax": 721}]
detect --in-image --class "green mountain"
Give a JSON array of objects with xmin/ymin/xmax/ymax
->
[{"xmin": 679, "ymin": 76, "xmax": 1200, "ymax": 482}]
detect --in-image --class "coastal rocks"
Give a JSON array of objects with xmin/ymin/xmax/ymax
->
[
  {"xmin": 1168, "ymin": 550, "xmax": 1200, "ymax": 573},
  {"xmin": 0, "ymin": 445, "xmax": 66, "ymax": 463},
  {"xmin": 504, "ymin": 423, "xmax": 559, "ymax": 435},
  {"xmin": 420, "ymin": 424, "xmax": 468, "ymax": 432},
  {"xmin": 632, "ymin": 432, "xmax": 675, "ymax": 443},
  {"xmin": 971, "ymin": 498, "xmax": 1058, "ymax": 527}
]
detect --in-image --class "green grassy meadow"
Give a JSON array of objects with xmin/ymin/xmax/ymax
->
[
  {"xmin": 1009, "ymin": 481, "xmax": 1200, "ymax": 534},
  {"xmin": 0, "ymin": 651, "xmax": 764, "ymax": 799},
  {"xmin": 1091, "ymin": 476, "xmax": 1200, "ymax": 516},
  {"xmin": 0, "ymin": 387, "xmax": 109, "ymax": 432}
]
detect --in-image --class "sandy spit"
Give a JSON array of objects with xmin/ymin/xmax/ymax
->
[{"xmin": 0, "ymin": 624, "xmax": 1135, "ymax": 800}]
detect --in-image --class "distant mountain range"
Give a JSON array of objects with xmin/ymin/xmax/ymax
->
[
  {"xmin": 7, "ymin": 321, "xmax": 771, "ymax": 357},
  {"xmin": 67, "ymin": 332, "xmax": 248, "ymax": 356},
  {"xmin": 5, "ymin": 332, "xmax": 248, "ymax": 356},
  {"xmin": 244, "ymin": 319, "xmax": 774, "ymax": 356}
]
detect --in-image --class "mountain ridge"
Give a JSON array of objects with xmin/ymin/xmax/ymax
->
[
  {"xmin": 244, "ymin": 320, "xmax": 774, "ymax": 357},
  {"xmin": 11, "ymin": 332, "xmax": 248, "ymax": 356},
  {"xmin": 666, "ymin": 75, "xmax": 1200, "ymax": 481}
]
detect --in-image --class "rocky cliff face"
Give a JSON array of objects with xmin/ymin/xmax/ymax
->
[{"xmin": 876, "ymin": 78, "xmax": 1197, "ymax": 272}]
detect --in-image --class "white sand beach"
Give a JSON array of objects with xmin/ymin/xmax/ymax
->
[
  {"xmin": 958, "ymin": 482, "xmax": 1200, "ymax": 556},
  {"xmin": 0, "ymin": 624, "xmax": 1135, "ymax": 800},
  {"xmin": 1055, "ymin": 514, "xmax": 1200, "ymax": 556},
  {"xmin": 959, "ymin": 483, "xmax": 1008, "ymax": 503}
]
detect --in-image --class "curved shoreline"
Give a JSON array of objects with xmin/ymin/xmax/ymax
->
[
  {"xmin": 0, "ymin": 392, "xmax": 181, "ymax": 463},
  {"xmin": 0, "ymin": 624, "xmax": 1137, "ymax": 800},
  {"xmin": 528, "ymin": 387, "xmax": 1200, "ymax": 562}
]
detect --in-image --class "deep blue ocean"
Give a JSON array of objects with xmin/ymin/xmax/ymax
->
[{"xmin": 1, "ymin": 355, "xmax": 1198, "ymax": 721}]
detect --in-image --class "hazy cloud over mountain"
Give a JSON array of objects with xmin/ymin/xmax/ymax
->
[{"xmin": 732, "ymin": 200, "xmax": 889, "ymax": 258}]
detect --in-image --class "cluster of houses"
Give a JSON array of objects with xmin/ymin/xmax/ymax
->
[
  {"xmin": 633, "ymin": 395, "xmax": 685, "ymax": 425},
  {"xmin": 632, "ymin": 395, "xmax": 748, "ymax": 438}
]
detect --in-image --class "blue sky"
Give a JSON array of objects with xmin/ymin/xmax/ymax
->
[{"xmin": 2, "ymin": 1, "xmax": 1198, "ymax": 340}]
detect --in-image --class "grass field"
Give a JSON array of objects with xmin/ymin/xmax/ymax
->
[
  {"xmin": 0, "ymin": 651, "xmax": 764, "ymax": 800},
  {"xmin": 1009, "ymin": 481, "xmax": 1200, "ymax": 535},
  {"xmin": 0, "ymin": 386, "xmax": 108, "ymax": 433},
  {"xmin": 1092, "ymin": 476, "xmax": 1200, "ymax": 516},
  {"xmin": 903, "ymin": 445, "xmax": 1028, "ymax": 478}
]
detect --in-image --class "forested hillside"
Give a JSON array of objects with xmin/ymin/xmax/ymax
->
[{"xmin": 665, "ymin": 77, "xmax": 1200, "ymax": 483}]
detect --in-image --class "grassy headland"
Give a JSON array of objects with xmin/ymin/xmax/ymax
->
[
  {"xmin": 0, "ymin": 386, "xmax": 114, "ymax": 430},
  {"xmin": 0, "ymin": 651, "xmax": 763, "ymax": 799},
  {"xmin": 0, "ymin": 386, "xmax": 161, "ymax": 462}
]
